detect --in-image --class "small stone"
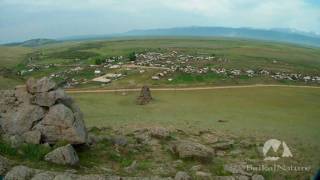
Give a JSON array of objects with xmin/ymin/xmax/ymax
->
[
  {"xmin": 223, "ymin": 164, "xmax": 251, "ymax": 176},
  {"xmin": 45, "ymin": 144, "xmax": 79, "ymax": 165},
  {"xmin": 236, "ymin": 175, "xmax": 249, "ymax": 180},
  {"xmin": 212, "ymin": 140, "xmax": 234, "ymax": 150},
  {"xmin": 195, "ymin": 171, "xmax": 212, "ymax": 180},
  {"xmin": 149, "ymin": 127, "xmax": 170, "ymax": 139},
  {"xmin": 175, "ymin": 171, "xmax": 191, "ymax": 180},
  {"xmin": 200, "ymin": 133, "xmax": 218, "ymax": 144},
  {"xmin": 111, "ymin": 135, "xmax": 128, "ymax": 146},
  {"xmin": 31, "ymin": 172, "xmax": 56, "ymax": 180},
  {"xmin": 5, "ymin": 165, "xmax": 35, "ymax": 180},
  {"xmin": 213, "ymin": 176, "xmax": 235, "ymax": 180},
  {"xmin": 190, "ymin": 165, "xmax": 202, "ymax": 171},
  {"xmin": 216, "ymin": 151, "xmax": 226, "ymax": 157},
  {"xmin": 252, "ymin": 175, "xmax": 265, "ymax": 180},
  {"xmin": 124, "ymin": 160, "xmax": 137, "ymax": 173},
  {"xmin": 53, "ymin": 173, "xmax": 78, "ymax": 180},
  {"xmin": 173, "ymin": 140, "xmax": 214, "ymax": 160}
]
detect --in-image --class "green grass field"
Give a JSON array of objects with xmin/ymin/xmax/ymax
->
[
  {"xmin": 71, "ymin": 86, "xmax": 320, "ymax": 169},
  {"xmin": 71, "ymin": 86, "xmax": 320, "ymax": 142}
]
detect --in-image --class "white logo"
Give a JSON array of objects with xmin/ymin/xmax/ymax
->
[{"xmin": 263, "ymin": 139, "xmax": 293, "ymax": 161}]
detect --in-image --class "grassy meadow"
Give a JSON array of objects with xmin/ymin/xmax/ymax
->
[
  {"xmin": 71, "ymin": 86, "xmax": 320, "ymax": 169},
  {"xmin": 71, "ymin": 86, "xmax": 320, "ymax": 142}
]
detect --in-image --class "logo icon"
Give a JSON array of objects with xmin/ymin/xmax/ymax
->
[{"xmin": 263, "ymin": 139, "xmax": 293, "ymax": 161}]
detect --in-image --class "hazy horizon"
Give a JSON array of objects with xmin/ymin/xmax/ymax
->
[{"xmin": 1, "ymin": 0, "xmax": 320, "ymax": 43}]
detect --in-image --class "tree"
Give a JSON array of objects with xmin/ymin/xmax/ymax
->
[{"xmin": 128, "ymin": 52, "xmax": 136, "ymax": 61}]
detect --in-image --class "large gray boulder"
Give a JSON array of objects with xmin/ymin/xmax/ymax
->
[
  {"xmin": 1, "ymin": 104, "xmax": 46, "ymax": 135},
  {"xmin": 35, "ymin": 104, "xmax": 87, "ymax": 144},
  {"xmin": 44, "ymin": 144, "xmax": 79, "ymax": 165},
  {"xmin": 27, "ymin": 77, "xmax": 57, "ymax": 94},
  {"xmin": 172, "ymin": 140, "xmax": 214, "ymax": 160},
  {"xmin": 5, "ymin": 165, "xmax": 35, "ymax": 180}
]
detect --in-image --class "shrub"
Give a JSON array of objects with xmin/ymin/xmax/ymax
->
[
  {"xmin": 95, "ymin": 58, "xmax": 103, "ymax": 65},
  {"xmin": 128, "ymin": 52, "xmax": 136, "ymax": 61}
]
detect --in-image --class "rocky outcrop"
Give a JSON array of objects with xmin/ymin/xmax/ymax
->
[
  {"xmin": 0, "ymin": 77, "xmax": 87, "ymax": 145},
  {"xmin": 44, "ymin": 144, "xmax": 79, "ymax": 165},
  {"xmin": 136, "ymin": 86, "xmax": 152, "ymax": 105}
]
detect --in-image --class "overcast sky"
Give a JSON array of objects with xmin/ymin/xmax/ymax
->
[{"xmin": 0, "ymin": 0, "xmax": 319, "ymax": 43}]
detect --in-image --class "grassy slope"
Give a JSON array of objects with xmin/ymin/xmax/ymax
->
[
  {"xmin": 0, "ymin": 46, "xmax": 32, "ymax": 68},
  {"xmin": 0, "ymin": 46, "xmax": 32, "ymax": 89}
]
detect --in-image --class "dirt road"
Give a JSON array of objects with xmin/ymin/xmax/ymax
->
[{"xmin": 66, "ymin": 84, "xmax": 320, "ymax": 94}]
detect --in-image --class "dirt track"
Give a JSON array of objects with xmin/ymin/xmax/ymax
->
[{"xmin": 66, "ymin": 84, "xmax": 320, "ymax": 94}]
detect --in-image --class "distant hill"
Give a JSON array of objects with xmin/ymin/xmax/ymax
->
[
  {"xmin": 122, "ymin": 27, "xmax": 320, "ymax": 47},
  {"xmin": 6, "ymin": 38, "xmax": 59, "ymax": 47},
  {"xmin": 6, "ymin": 27, "xmax": 320, "ymax": 48}
]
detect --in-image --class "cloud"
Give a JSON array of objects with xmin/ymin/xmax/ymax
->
[
  {"xmin": 0, "ymin": 0, "xmax": 319, "ymax": 43},
  {"xmin": 159, "ymin": 0, "xmax": 320, "ymax": 32}
]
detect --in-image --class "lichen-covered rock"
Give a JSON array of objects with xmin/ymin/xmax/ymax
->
[
  {"xmin": 172, "ymin": 140, "xmax": 214, "ymax": 160},
  {"xmin": 44, "ymin": 144, "xmax": 79, "ymax": 165},
  {"xmin": 5, "ymin": 165, "xmax": 35, "ymax": 180},
  {"xmin": 35, "ymin": 104, "xmax": 87, "ymax": 144}
]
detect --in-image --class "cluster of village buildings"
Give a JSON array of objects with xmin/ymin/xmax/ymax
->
[{"xmin": 18, "ymin": 51, "xmax": 320, "ymax": 88}]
